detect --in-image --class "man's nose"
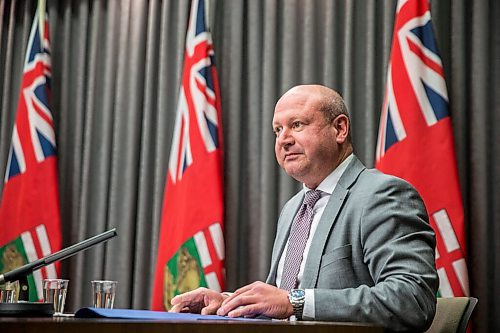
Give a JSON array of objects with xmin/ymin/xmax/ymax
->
[{"xmin": 277, "ymin": 128, "xmax": 294, "ymax": 147}]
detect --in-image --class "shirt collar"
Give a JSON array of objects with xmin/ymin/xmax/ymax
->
[{"xmin": 303, "ymin": 154, "xmax": 354, "ymax": 195}]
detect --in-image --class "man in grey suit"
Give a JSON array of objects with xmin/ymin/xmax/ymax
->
[{"xmin": 170, "ymin": 85, "xmax": 438, "ymax": 331}]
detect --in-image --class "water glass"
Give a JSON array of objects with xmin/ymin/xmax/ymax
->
[
  {"xmin": 91, "ymin": 280, "xmax": 117, "ymax": 309},
  {"xmin": 42, "ymin": 279, "xmax": 69, "ymax": 315},
  {"xmin": 0, "ymin": 281, "xmax": 18, "ymax": 303}
]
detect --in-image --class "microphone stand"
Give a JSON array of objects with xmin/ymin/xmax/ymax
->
[{"xmin": 0, "ymin": 228, "xmax": 117, "ymax": 317}]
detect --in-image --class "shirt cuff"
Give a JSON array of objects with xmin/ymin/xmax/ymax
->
[{"xmin": 303, "ymin": 289, "xmax": 315, "ymax": 320}]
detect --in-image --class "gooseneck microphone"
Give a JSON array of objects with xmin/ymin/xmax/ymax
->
[
  {"xmin": 0, "ymin": 228, "xmax": 117, "ymax": 317},
  {"xmin": 0, "ymin": 228, "xmax": 117, "ymax": 284}
]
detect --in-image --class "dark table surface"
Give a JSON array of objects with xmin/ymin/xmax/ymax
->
[{"xmin": 0, "ymin": 315, "xmax": 385, "ymax": 333}]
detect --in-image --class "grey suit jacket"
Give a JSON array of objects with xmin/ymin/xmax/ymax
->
[{"xmin": 266, "ymin": 156, "xmax": 438, "ymax": 331}]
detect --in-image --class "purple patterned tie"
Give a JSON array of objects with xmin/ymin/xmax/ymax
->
[{"xmin": 280, "ymin": 189, "xmax": 322, "ymax": 291}]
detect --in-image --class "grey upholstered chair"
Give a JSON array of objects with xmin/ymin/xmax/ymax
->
[{"xmin": 424, "ymin": 297, "xmax": 478, "ymax": 333}]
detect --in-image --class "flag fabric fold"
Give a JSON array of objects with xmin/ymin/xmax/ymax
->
[
  {"xmin": 0, "ymin": 1, "xmax": 62, "ymax": 301},
  {"xmin": 376, "ymin": 0, "xmax": 468, "ymax": 297},
  {"xmin": 152, "ymin": 0, "xmax": 225, "ymax": 311}
]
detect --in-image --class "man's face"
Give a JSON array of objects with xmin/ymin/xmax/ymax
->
[{"xmin": 272, "ymin": 89, "xmax": 343, "ymax": 188}]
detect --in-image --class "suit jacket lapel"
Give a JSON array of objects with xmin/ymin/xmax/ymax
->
[{"xmin": 301, "ymin": 156, "xmax": 366, "ymax": 288}]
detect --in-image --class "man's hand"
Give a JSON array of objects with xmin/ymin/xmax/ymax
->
[
  {"xmin": 216, "ymin": 281, "xmax": 293, "ymax": 319},
  {"xmin": 170, "ymin": 287, "xmax": 225, "ymax": 315}
]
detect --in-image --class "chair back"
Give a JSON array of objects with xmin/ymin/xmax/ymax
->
[{"xmin": 424, "ymin": 297, "xmax": 478, "ymax": 333}]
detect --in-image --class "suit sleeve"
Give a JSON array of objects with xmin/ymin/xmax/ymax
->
[{"xmin": 312, "ymin": 177, "xmax": 438, "ymax": 331}]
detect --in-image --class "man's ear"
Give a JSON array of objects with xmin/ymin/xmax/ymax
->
[{"xmin": 333, "ymin": 115, "xmax": 349, "ymax": 144}]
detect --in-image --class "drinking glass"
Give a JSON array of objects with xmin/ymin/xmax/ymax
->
[
  {"xmin": 42, "ymin": 279, "xmax": 69, "ymax": 315},
  {"xmin": 0, "ymin": 281, "xmax": 18, "ymax": 303},
  {"xmin": 91, "ymin": 280, "xmax": 117, "ymax": 309}
]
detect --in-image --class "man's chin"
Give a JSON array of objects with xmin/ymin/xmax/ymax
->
[{"xmin": 283, "ymin": 165, "xmax": 306, "ymax": 180}]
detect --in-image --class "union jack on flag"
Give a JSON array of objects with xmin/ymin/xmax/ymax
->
[
  {"xmin": 376, "ymin": 0, "xmax": 449, "ymax": 158},
  {"xmin": 168, "ymin": 9, "xmax": 221, "ymax": 182},
  {"xmin": 0, "ymin": 2, "xmax": 62, "ymax": 302},
  {"xmin": 5, "ymin": 7, "xmax": 55, "ymax": 182},
  {"xmin": 152, "ymin": 0, "xmax": 225, "ymax": 311},
  {"xmin": 376, "ymin": 0, "xmax": 469, "ymax": 298}
]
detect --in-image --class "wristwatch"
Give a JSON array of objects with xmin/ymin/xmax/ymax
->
[{"xmin": 288, "ymin": 289, "xmax": 306, "ymax": 320}]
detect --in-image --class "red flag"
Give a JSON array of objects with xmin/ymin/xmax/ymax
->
[
  {"xmin": 151, "ymin": 0, "xmax": 225, "ymax": 310},
  {"xmin": 0, "ymin": 2, "xmax": 62, "ymax": 301},
  {"xmin": 375, "ymin": 0, "xmax": 468, "ymax": 297}
]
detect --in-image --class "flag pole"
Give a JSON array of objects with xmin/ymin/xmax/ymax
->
[{"xmin": 38, "ymin": 0, "xmax": 46, "ymax": 39}]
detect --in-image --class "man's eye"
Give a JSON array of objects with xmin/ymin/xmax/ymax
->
[
  {"xmin": 292, "ymin": 121, "xmax": 302, "ymax": 129},
  {"xmin": 273, "ymin": 127, "xmax": 282, "ymax": 136}
]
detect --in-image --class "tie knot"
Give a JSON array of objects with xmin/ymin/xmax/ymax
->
[{"xmin": 303, "ymin": 190, "xmax": 322, "ymax": 207}]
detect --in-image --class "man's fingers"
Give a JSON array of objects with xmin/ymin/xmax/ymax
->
[
  {"xmin": 199, "ymin": 293, "xmax": 221, "ymax": 315},
  {"xmin": 218, "ymin": 293, "xmax": 256, "ymax": 316},
  {"xmin": 233, "ymin": 283, "xmax": 254, "ymax": 295},
  {"xmin": 170, "ymin": 288, "xmax": 208, "ymax": 313},
  {"xmin": 227, "ymin": 304, "xmax": 260, "ymax": 318},
  {"xmin": 221, "ymin": 284, "xmax": 255, "ymax": 305},
  {"xmin": 218, "ymin": 295, "xmax": 244, "ymax": 315},
  {"xmin": 201, "ymin": 302, "xmax": 220, "ymax": 315},
  {"xmin": 170, "ymin": 288, "xmax": 227, "ymax": 315},
  {"xmin": 169, "ymin": 303, "xmax": 185, "ymax": 313},
  {"xmin": 170, "ymin": 294, "xmax": 185, "ymax": 305}
]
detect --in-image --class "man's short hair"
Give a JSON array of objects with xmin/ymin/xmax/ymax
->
[
  {"xmin": 317, "ymin": 91, "xmax": 352, "ymax": 143},
  {"xmin": 318, "ymin": 91, "xmax": 349, "ymax": 122}
]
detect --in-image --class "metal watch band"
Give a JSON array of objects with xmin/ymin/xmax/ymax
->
[
  {"xmin": 289, "ymin": 289, "xmax": 305, "ymax": 320},
  {"xmin": 293, "ymin": 302, "xmax": 304, "ymax": 320}
]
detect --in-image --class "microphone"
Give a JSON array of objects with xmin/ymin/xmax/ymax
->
[
  {"xmin": 0, "ymin": 228, "xmax": 117, "ymax": 317},
  {"xmin": 0, "ymin": 228, "xmax": 117, "ymax": 284}
]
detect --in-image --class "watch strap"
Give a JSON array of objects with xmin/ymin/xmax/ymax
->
[{"xmin": 289, "ymin": 289, "xmax": 305, "ymax": 320}]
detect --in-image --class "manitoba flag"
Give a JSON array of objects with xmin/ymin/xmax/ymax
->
[
  {"xmin": 376, "ymin": 0, "xmax": 468, "ymax": 297},
  {"xmin": 0, "ymin": 1, "xmax": 62, "ymax": 301},
  {"xmin": 151, "ymin": 0, "xmax": 225, "ymax": 310}
]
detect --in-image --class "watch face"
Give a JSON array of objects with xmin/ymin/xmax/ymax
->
[{"xmin": 290, "ymin": 289, "xmax": 305, "ymax": 299}]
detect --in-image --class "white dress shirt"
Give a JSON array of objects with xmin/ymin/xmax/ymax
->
[{"xmin": 275, "ymin": 154, "xmax": 353, "ymax": 320}]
